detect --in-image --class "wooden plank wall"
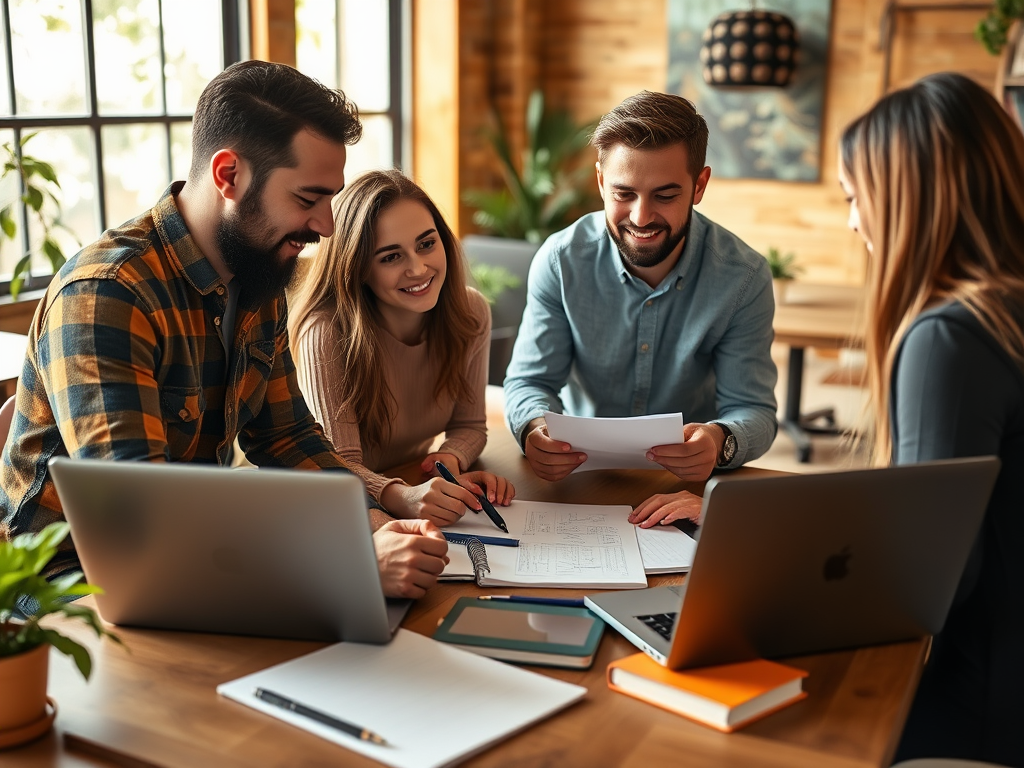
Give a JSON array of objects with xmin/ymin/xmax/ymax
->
[{"xmin": 451, "ymin": 0, "xmax": 1004, "ymax": 285}]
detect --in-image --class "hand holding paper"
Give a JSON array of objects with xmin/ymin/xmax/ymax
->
[
  {"xmin": 646, "ymin": 422, "xmax": 723, "ymax": 481},
  {"xmin": 543, "ymin": 411, "xmax": 684, "ymax": 473},
  {"xmin": 523, "ymin": 418, "xmax": 588, "ymax": 481}
]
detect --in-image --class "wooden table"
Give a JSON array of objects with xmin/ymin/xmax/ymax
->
[
  {"xmin": 0, "ymin": 330, "xmax": 28, "ymax": 398},
  {"xmin": 11, "ymin": 392, "xmax": 925, "ymax": 768},
  {"xmin": 773, "ymin": 283, "xmax": 865, "ymax": 463}
]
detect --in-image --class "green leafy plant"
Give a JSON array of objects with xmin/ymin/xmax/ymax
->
[
  {"xmin": 1, "ymin": 133, "xmax": 77, "ymax": 299},
  {"xmin": 463, "ymin": 90, "xmax": 600, "ymax": 244},
  {"xmin": 0, "ymin": 522, "xmax": 119, "ymax": 679},
  {"xmin": 469, "ymin": 262, "xmax": 521, "ymax": 305},
  {"xmin": 976, "ymin": 0, "xmax": 1024, "ymax": 54},
  {"xmin": 765, "ymin": 247, "xmax": 803, "ymax": 280}
]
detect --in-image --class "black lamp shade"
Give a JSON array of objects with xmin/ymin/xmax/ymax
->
[{"xmin": 700, "ymin": 10, "xmax": 800, "ymax": 87}]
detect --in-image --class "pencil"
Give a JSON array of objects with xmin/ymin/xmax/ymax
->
[
  {"xmin": 478, "ymin": 595, "xmax": 586, "ymax": 607},
  {"xmin": 254, "ymin": 688, "xmax": 387, "ymax": 746}
]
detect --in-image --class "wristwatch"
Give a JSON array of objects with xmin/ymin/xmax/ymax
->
[{"xmin": 712, "ymin": 423, "xmax": 737, "ymax": 467}]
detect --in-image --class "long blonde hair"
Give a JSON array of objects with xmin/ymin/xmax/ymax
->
[
  {"xmin": 290, "ymin": 169, "xmax": 483, "ymax": 450},
  {"xmin": 840, "ymin": 72, "xmax": 1024, "ymax": 465}
]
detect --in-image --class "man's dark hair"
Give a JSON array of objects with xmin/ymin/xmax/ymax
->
[
  {"xmin": 590, "ymin": 90, "xmax": 709, "ymax": 177},
  {"xmin": 188, "ymin": 60, "xmax": 362, "ymax": 197}
]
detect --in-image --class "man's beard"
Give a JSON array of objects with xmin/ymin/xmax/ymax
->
[
  {"xmin": 215, "ymin": 189, "xmax": 318, "ymax": 311},
  {"xmin": 607, "ymin": 204, "xmax": 693, "ymax": 271}
]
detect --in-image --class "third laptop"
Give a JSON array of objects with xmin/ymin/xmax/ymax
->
[{"xmin": 585, "ymin": 457, "xmax": 1000, "ymax": 669}]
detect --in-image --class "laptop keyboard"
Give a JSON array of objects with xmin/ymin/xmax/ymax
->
[{"xmin": 636, "ymin": 612, "xmax": 678, "ymax": 641}]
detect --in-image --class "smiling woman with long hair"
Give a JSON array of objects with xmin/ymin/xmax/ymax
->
[
  {"xmin": 840, "ymin": 72, "xmax": 1024, "ymax": 765},
  {"xmin": 289, "ymin": 170, "xmax": 514, "ymax": 526}
]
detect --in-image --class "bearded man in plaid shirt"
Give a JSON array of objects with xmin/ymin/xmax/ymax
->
[{"xmin": 0, "ymin": 61, "xmax": 448, "ymax": 600}]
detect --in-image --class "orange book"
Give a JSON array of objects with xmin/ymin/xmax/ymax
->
[{"xmin": 607, "ymin": 653, "xmax": 808, "ymax": 733}]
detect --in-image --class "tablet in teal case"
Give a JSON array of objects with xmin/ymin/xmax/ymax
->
[{"xmin": 433, "ymin": 597, "xmax": 605, "ymax": 669}]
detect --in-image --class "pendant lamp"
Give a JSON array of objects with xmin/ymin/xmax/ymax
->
[{"xmin": 699, "ymin": 6, "xmax": 799, "ymax": 87}]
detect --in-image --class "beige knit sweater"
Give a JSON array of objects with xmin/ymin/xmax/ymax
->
[{"xmin": 293, "ymin": 288, "xmax": 491, "ymax": 501}]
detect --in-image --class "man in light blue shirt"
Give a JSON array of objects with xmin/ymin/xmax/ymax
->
[{"xmin": 504, "ymin": 91, "xmax": 778, "ymax": 525}]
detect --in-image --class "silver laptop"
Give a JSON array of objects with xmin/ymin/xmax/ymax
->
[
  {"xmin": 585, "ymin": 457, "xmax": 1000, "ymax": 669},
  {"xmin": 49, "ymin": 458, "xmax": 410, "ymax": 643}
]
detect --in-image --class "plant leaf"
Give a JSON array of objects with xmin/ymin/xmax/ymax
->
[
  {"xmin": 0, "ymin": 206, "xmax": 16, "ymax": 239},
  {"xmin": 40, "ymin": 628, "xmax": 92, "ymax": 680},
  {"xmin": 465, "ymin": 90, "xmax": 598, "ymax": 241},
  {"xmin": 29, "ymin": 159, "xmax": 59, "ymax": 186},
  {"xmin": 23, "ymin": 186, "xmax": 44, "ymax": 213},
  {"xmin": 9, "ymin": 253, "xmax": 32, "ymax": 300},
  {"xmin": 42, "ymin": 237, "xmax": 65, "ymax": 272}
]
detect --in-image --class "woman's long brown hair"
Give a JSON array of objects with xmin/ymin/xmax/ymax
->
[
  {"xmin": 840, "ymin": 72, "xmax": 1024, "ymax": 464},
  {"xmin": 289, "ymin": 170, "xmax": 483, "ymax": 451}
]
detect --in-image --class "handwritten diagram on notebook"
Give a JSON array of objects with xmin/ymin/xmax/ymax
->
[{"xmin": 441, "ymin": 500, "xmax": 647, "ymax": 589}]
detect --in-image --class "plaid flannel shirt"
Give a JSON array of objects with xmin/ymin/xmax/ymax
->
[{"xmin": 0, "ymin": 183, "xmax": 352, "ymax": 575}]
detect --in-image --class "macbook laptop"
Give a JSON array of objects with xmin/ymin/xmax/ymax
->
[
  {"xmin": 49, "ymin": 458, "xmax": 410, "ymax": 643},
  {"xmin": 585, "ymin": 457, "xmax": 1000, "ymax": 669}
]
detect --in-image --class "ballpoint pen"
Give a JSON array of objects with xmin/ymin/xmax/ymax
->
[
  {"xmin": 434, "ymin": 461, "xmax": 509, "ymax": 533},
  {"xmin": 254, "ymin": 688, "xmax": 388, "ymax": 746},
  {"xmin": 478, "ymin": 595, "xmax": 587, "ymax": 607},
  {"xmin": 443, "ymin": 531, "xmax": 519, "ymax": 547}
]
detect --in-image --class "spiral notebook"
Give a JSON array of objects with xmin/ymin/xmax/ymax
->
[
  {"xmin": 440, "ymin": 537, "xmax": 492, "ymax": 583},
  {"xmin": 438, "ymin": 500, "xmax": 647, "ymax": 589}
]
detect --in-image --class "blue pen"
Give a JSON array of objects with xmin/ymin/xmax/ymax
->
[
  {"xmin": 478, "ymin": 595, "xmax": 586, "ymax": 608},
  {"xmin": 443, "ymin": 532, "xmax": 519, "ymax": 548},
  {"xmin": 434, "ymin": 461, "xmax": 509, "ymax": 534}
]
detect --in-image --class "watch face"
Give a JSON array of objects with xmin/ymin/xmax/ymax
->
[{"xmin": 721, "ymin": 434, "xmax": 737, "ymax": 463}]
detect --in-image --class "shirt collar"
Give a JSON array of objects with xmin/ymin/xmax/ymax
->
[
  {"xmin": 611, "ymin": 210, "xmax": 709, "ymax": 293},
  {"xmin": 151, "ymin": 181, "xmax": 225, "ymax": 296}
]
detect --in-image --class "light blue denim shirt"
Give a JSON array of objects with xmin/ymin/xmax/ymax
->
[{"xmin": 503, "ymin": 210, "xmax": 778, "ymax": 468}]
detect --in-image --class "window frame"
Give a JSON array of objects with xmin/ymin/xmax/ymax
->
[
  {"xmin": 0, "ymin": 0, "xmax": 244, "ymax": 297},
  {"xmin": 297, "ymin": 0, "xmax": 407, "ymax": 172}
]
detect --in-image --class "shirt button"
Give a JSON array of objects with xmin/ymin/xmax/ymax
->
[
  {"xmin": 645, "ymin": 300, "xmax": 653, "ymax": 307},
  {"xmin": 641, "ymin": 343, "xmax": 649, "ymax": 352},
  {"xmin": 676, "ymin": 283, "xmax": 683, "ymax": 291},
  {"xmin": 178, "ymin": 409, "xmax": 190, "ymax": 420},
  {"xmin": 214, "ymin": 316, "xmax": 222, "ymax": 326}
]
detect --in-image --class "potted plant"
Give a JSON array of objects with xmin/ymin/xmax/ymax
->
[
  {"xmin": 463, "ymin": 91, "xmax": 599, "ymax": 383},
  {"xmin": 1, "ymin": 133, "xmax": 77, "ymax": 299},
  {"xmin": 765, "ymin": 247, "xmax": 803, "ymax": 306},
  {"xmin": 0, "ymin": 522, "xmax": 118, "ymax": 749},
  {"xmin": 463, "ymin": 89, "xmax": 600, "ymax": 245},
  {"xmin": 976, "ymin": 0, "xmax": 1024, "ymax": 54}
]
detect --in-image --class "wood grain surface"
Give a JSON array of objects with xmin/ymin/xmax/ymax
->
[{"xmin": 8, "ymin": 396, "xmax": 925, "ymax": 768}]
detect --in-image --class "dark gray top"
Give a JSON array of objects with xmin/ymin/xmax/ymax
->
[{"xmin": 891, "ymin": 300, "xmax": 1024, "ymax": 763}]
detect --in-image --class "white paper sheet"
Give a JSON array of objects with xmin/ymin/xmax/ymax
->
[
  {"xmin": 635, "ymin": 525, "xmax": 698, "ymax": 574},
  {"xmin": 543, "ymin": 411, "xmax": 684, "ymax": 473},
  {"xmin": 218, "ymin": 630, "xmax": 586, "ymax": 768},
  {"xmin": 441, "ymin": 499, "xmax": 647, "ymax": 589}
]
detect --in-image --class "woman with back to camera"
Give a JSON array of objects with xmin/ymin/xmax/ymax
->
[
  {"xmin": 290, "ymin": 169, "xmax": 515, "ymax": 527},
  {"xmin": 839, "ymin": 72, "xmax": 1024, "ymax": 766}
]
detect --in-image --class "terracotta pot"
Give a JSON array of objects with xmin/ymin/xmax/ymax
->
[{"xmin": 0, "ymin": 639, "xmax": 49, "ymax": 735}]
